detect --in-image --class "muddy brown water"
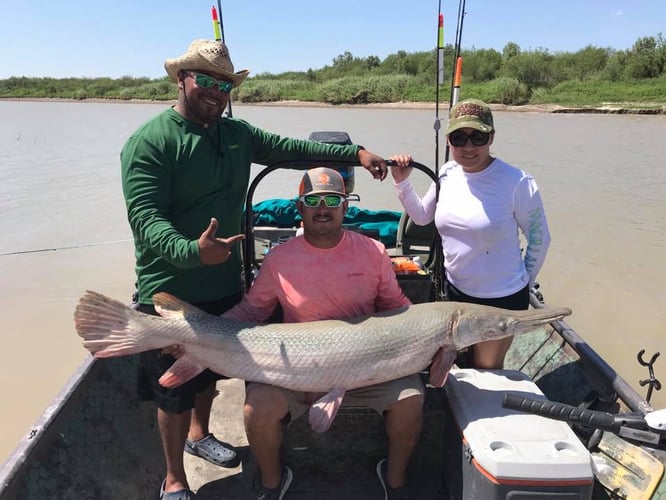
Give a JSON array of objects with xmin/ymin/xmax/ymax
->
[{"xmin": 1, "ymin": 100, "xmax": 664, "ymax": 464}]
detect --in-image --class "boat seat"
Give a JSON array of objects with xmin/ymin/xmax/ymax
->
[{"xmin": 395, "ymin": 213, "xmax": 437, "ymax": 264}]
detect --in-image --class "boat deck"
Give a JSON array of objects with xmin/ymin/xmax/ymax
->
[{"xmin": 187, "ymin": 378, "xmax": 449, "ymax": 499}]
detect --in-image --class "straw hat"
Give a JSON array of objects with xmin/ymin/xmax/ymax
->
[{"xmin": 164, "ymin": 39, "xmax": 250, "ymax": 87}]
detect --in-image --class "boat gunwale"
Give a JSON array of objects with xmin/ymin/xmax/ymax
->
[{"xmin": 0, "ymin": 356, "xmax": 96, "ymax": 491}]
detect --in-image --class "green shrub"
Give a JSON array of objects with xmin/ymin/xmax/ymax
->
[
  {"xmin": 118, "ymin": 88, "xmax": 135, "ymax": 100},
  {"xmin": 487, "ymin": 77, "xmax": 529, "ymax": 105}
]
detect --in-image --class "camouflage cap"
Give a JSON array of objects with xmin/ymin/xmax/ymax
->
[
  {"xmin": 446, "ymin": 99, "xmax": 494, "ymax": 134},
  {"xmin": 298, "ymin": 167, "xmax": 346, "ymax": 196}
]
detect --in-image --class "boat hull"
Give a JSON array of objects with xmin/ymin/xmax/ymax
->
[{"xmin": 0, "ymin": 356, "xmax": 163, "ymax": 500}]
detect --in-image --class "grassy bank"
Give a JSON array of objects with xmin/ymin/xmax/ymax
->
[
  {"xmin": 2, "ymin": 75, "xmax": 665, "ymax": 113},
  {"xmin": 235, "ymin": 75, "xmax": 666, "ymax": 110},
  {"xmin": 3, "ymin": 35, "xmax": 666, "ymax": 111}
]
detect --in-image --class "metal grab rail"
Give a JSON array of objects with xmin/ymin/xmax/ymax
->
[{"xmin": 242, "ymin": 160, "xmax": 438, "ymax": 292}]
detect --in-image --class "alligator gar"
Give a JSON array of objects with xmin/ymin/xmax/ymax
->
[{"xmin": 74, "ymin": 290, "xmax": 571, "ymax": 431}]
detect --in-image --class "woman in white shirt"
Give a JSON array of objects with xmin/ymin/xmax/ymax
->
[{"xmin": 390, "ymin": 99, "xmax": 551, "ymax": 369}]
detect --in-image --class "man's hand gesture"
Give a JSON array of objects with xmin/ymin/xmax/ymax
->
[{"xmin": 198, "ymin": 218, "xmax": 245, "ymax": 265}]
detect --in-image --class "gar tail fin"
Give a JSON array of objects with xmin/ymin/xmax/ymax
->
[{"xmin": 74, "ymin": 290, "xmax": 169, "ymax": 357}]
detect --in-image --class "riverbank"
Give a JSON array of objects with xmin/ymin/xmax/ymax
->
[
  {"xmin": 249, "ymin": 99, "xmax": 666, "ymax": 114},
  {"xmin": 3, "ymin": 97, "xmax": 666, "ymax": 114}
]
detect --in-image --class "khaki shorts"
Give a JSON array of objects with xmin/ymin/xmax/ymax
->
[{"xmin": 247, "ymin": 374, "xmax": 425, "ymax": 421}]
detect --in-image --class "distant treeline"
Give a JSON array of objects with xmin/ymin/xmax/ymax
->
[{"xmin": 2, "ymin": 35, "xmax": 665, "ymax": 107}]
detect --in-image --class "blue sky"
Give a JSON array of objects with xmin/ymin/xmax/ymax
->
[{"xmin": 1, "ymin": 0, "xmax": 664, "ymax": 79}]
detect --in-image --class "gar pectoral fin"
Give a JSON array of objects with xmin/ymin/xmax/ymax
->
[
  {"xmin": 308, "ymin": 388, "xmax": 346, "ymax": 433},
  {"xmin": 428, "ymin": 347, "xmax": 458, "ymax": 387},
  {"xmin": 158, "ymin": 354, "xmax": 207, "ymax": 388}
]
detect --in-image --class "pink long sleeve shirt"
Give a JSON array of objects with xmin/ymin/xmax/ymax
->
[{"xmin": 224, "ymin": 230, "xmax": 411, "ymax": 323}]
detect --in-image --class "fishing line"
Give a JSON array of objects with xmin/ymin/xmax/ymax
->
[
  {"xmin": 0, "ymin": 239, "xmax": 132, "ymax": 257},
  {"xmin": 431, "ymin": 0, "xmax": 448, "ymax": 301}
]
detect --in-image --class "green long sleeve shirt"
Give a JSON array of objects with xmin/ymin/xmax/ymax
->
[{"xmin": 121, "ymin": 107, "xmax": 361, "ymax": 305}]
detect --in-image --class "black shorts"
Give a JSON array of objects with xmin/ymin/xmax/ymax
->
[
  {"xmin": 445, "ymin": 281, "xmax": 530, "ymax": 311},
  {"xmin": 136, "ymin": 292, "xmax": 242, "ymax": 413}
]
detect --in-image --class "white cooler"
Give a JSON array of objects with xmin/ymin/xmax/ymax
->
[{"xmin": 443, "ymin": 368, "xmax": 594, "ymax": 499}]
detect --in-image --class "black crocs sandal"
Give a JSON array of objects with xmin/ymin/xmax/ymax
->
[
  {"xmin": 184, "ymin": 433, "xmax": 240, "ymax": 468},
  {"xmin": 159, "ymin": 480, "xmax": 196, "ymax": 500}
]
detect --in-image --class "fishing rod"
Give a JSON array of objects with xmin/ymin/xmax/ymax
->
[
  {"xmin": 427, "ymin": 1, "xmax": 447, "ymax": 301},
  {"xmin": 443, "ymin": 0, "xmax": 466, "ymax": 164},
  {"xmin": 211, "ymin": 2, "xmax": 233, "ymax": 117},
  {"xmin": 433, "ymin": 0, "xmax": 445, "ymax": 177},
  {"xmin": 211, "ymin": 5, "xmax": 222, "ymax": 41},
  {"xmin": 434, "ymin": 0, "xmax": 467, "ymax": 170},
  {"xmin": 215, "ymin": 1, "xmax": 227, "ymax": 43},
  {"xmin": 429, "ymin": 0, "xmax": 466, "ymax": 300}
]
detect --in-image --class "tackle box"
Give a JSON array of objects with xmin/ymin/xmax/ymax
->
[{"xmin": 443, "ymin": 368, "xmax": 594, "ymax": 499}]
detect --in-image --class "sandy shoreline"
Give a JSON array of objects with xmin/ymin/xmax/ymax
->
[{"xmin": 3, "ymin": 97, "xmax": 666, "ymax": 114}]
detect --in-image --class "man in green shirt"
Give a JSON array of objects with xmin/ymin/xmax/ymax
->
[{"xmin": 120, "ymin": 39, "xmax": 388, "ymax": 500}]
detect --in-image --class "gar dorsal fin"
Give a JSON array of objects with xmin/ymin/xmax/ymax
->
[{"xmin": 153, "ymin": 292, "xmax": 211, "ymax": 321}]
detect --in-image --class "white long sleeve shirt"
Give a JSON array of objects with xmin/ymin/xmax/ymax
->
[{"xmin": 395, "ymin": 158, "xmax": 551, "ymax": 298}]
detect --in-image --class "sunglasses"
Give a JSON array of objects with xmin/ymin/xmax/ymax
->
[
  {"xmin": 300, "ymin": 194, "xmax": 345, "ymax": 208},
  {"xmin": 448, "ymin": 130, "xmax": 491, "ymax": 147},
  {"xmin": 185, "ymin": 71, "xmax": 233, "ymax": 93}
]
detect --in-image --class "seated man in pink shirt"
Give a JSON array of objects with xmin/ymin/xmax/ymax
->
[{"xmin": 224, "ymin": 167, "xmax": 424, "ymax": 500}]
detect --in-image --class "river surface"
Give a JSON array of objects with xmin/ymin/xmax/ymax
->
[{"xmin": 1, "ymin": 100, "xmax": 665, "ymax": 463}]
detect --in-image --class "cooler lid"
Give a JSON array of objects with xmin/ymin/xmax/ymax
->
[{"xmin": 445, "ymin": 368, "xmax": 593, "ymax": 482}]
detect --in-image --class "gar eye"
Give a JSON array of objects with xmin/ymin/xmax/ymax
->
[{"xmin": 499, "ymin": 321, "xmax": 507, "ymax": 332}]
